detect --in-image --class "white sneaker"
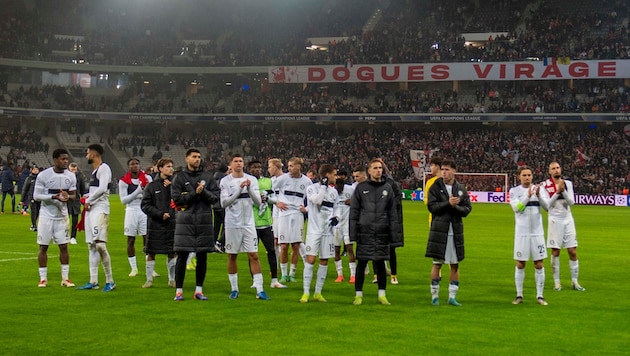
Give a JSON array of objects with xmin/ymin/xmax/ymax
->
[
  {"xmin": 69, "ymin": 238, "xmax": 77, "ymax": 245},
  {"xmin": 142, "ymin": 281, "xmax": 153, "ymax": 288},
  {"xmin": 129, "ymin": 269, "xmax": 138, "ymax": 277},
  {"xmin": 152, "ymin": 270, "xmax": 160, "ymax": 278},
  {"xmin": 270, "ymin": 281, "xmax": 287, "ymax": 289}
]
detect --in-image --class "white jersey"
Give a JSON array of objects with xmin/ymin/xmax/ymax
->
[
  {"xmin": 539, "ymin": 178, "xmax": 575, "ymax": 219},
  {"xmin": 273, "ymin": 173, "xmax": 312, "ymax": 217},
  {"xmin": 220, "ymin": 173, "xmax": 262, "ymax": 229},
  {"xmin": 509, "ymin": 185, "xmax": 544, "ymax": 236},
  {"xmin": 33, "ymin": 167, "xmax": 77, "ymax": 220},
  {"xmin": 86, "ymin": 163, "xmax": 112, "ymax": 211},
  {"xmin": 335, "ymin": 184, "xmax": 354, "ymax": 227},
  {"xmin": 305, "ymin": 183, "xmax": 339, "ymax": 236},
  {"xmin": 270, "ymin": 175, "xmax": 280, "ymax": 220},
  {"xmin": 119, "ymin": 173, "xmax": 152, "ymax": 210}
]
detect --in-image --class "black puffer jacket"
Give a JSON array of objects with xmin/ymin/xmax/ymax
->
[
  {"xmin": 141, "ymin": 176, "xmax": 177, "ymax": 254},
  {"xmin": 20, "ymin": 173, "xmax": 38, "ymax": 204},
  {"xmin": 349, "ymin": 179, "xmax": 400, "ymax": 261},
  {"xmin": 425, "ymin": 178, "xmax": 472, "ymax": 262},
  {"xmin": 171, "ymin": 167, "xmax": 220, "ymax": 253},
  {"xmin": 68, "ymin": 171, "xmax": 87, "ymax": 215}
]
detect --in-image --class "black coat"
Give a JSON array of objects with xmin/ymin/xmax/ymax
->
[
  {"xmin": 20, "ymin": 173, "xmax": 38, "ymax": 204},
  {"xmin": 349, "ymin": 179, "xmax": 400, "ymax": 261},
  {"xmin": 425, "ymin": 178, "xmax": 472, "ymax": 262},
  {"xmin": 384, "ymin": 175, "xmax": 404, "ymax": 247},
  {"xmin": 68, "ymin": 171, "xmax": 87, "ymax": 215},
  {"xmin": 141, "ymin": 176, "xmax": 177, "ymax": 254},
  {"xmin": 171, "ymin": 167, "xmax": 219, "ymax": 253}
]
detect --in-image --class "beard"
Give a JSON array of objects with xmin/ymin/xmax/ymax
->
[{"xmin": 87, "ymin": 159, "xmax": 93, "ymax": 164}]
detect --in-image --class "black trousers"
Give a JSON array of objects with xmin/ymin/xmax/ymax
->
[
  {"xmin": 175, "ymin": 251, "xmax": 207, "ymax": 289},
  {"xmin": 254, "ymin": 227, "xmax": 278, "ymax": 278},
  {"xmin": 355, "ymin": 259, "xmax": 386, "ymax": 292}
]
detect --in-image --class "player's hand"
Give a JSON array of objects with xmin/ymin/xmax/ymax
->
[
  {"xmin": 240, "ymin": 179, "xmax": 251, "ymax": 188},
  {"xmin": 163, "ymin": 212, "xmax": 170, "ymax": 220},
  {"xmin": 329, "ymin": 217, "xmax": 339, "ymax": 226},
  {"xmin": 276, "ymin": 201, "xmax": 288, "ymax": 211},
  {"xmin": 556, "ymin": 180, "xmax": 565, "ymax": 193},
  {"xmin": 85, "ymin": 202, "xmax": 92, "ymax": 211},
  {"xmin": 299, "ymin": 205, "xmax": 307, "ymax": 213},
  {"xmin": 196, "ymin": 181, "xmax": 205, "ymax": 194},
  {"xmin": 57, "ymin": 190, "xmax": 69, "ymax": 202},
  {"xmin": 163, "ymin": 179, "xmax": 171, "ymax": 187},
  {"xmin": 320, "ymin": 177, "xmax": 328, "ymax": 186},
  {"xmin": 449, "ymin": 195, "xmax": 460, "ymax": 207}
]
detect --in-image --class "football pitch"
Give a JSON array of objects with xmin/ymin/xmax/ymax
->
[{"xmin": 0, "ymin": 198, "xmax": 628, "ymax": 355}]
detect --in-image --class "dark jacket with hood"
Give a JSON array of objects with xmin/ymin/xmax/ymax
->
[
  {"xmin": 425, "ymin": 177, "xmax": 472, "ymax": 262},
  {"xmin": 170, "ymin": 166, "xmax": 220, "ymax": 253},
  {"xmin": 349, "ymin": 178, "xmax": 400, "ymax": 260},
  {"xmin": 141, "ymin": 175, "xmax": 177, "ymax": 254}
]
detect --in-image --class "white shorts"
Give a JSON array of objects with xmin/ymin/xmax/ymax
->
[
  {"xmin": 514, "ymin": 234, "xmax": 547, "ymax": 261},
  {"xmin": 124, "ymin": 208, "xmax": 148, "ymax": 236},
  {"xmin": 276, "ymin": 214, "xmax": 305, "ymax": 244},
  {"xmin": 333, "ymin": 225, "xmax": 351, "ymax": 246},
  {"xmin": 85, "ymin": 209, "xmax": 110, "ymax": 243},
  {"xmin": 37, "ymin": 217, "xmax": 70, "ymax": 245},
  {"xmin": 225, "ymin": 226, "xmax": 258, "ymax": 254},
  {"xmin": 433, "ymin": 233, "xmax": 458, "ymax": 265},
  {"xmin": 304, "ymin": 233, "xmax": 335, "ymax": 259},
  {"xmin": 547, "ymin": 216, "xmax": 577, "ymax": 249}
]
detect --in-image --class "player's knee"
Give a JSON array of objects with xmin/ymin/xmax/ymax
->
[{"xmin": 96, "ymin": 242, "xmax": 108, "ymax": 253}]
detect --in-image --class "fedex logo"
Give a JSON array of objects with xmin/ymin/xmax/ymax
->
[{"xmin": 487, "ymin": 192, "xmax": 506, "ymax": 202}]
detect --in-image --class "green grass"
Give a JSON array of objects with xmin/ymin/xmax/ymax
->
[{"xmin": 1, "ymin": 197, "xmax": 629, "ymax": 355}]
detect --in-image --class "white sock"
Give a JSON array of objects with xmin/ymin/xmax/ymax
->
[
  {"xmin": 335, "ymin": 259, "xmax": 343, "ymax": 277},
  {"xmin": 176, "ymin": 288, "xmax": 183, "ymax": 294},
  {"xmin": 229, "ymin": 273, "xmax": 239, "ymax": 291},
  {"xmin": 89, "ymin": 244, "xmax": 99, "ymax": 283},
  {"xmin": 349, "ymin": 262, "xmax": 356, "ymax": 277},
  {"xmin": 128, "ymin": 255, "xmax": 137, "ymax": 271},
  {"xmin": 98, "ymin": 243, "xmax": 113, "ymax": 284},
  {"xmin": 167, "ymin": 257, "xmax": 176, "ymax": 282},
  {"xmin": 271, "ymin": 277, "xmax": 279, "ymax": 285},
  {"xmin": 280, "ymin": 263, "xmax": 288, "ymax": 277},
  {"xmin": 289, "ymin": 263, "xmax": 297, "ymax": 277},
  {"xmin": 299, "ymin": 243, "xmax": 307, "ymax": 262},
  {"xmin": 378, "ymin": 289, "xmax": 386, "ymax": 298},
  {"xmin": 61, "ymin": 264, "xmax": 69, "ymax": 281},
  {"xmin": 569, "ymin": 260, "xmax": 579, "ymax": 284},
  {"xmin": 303, "ymin": 262, "xmax": 314, "ymax": 294},
  {"xmin": 535, "ymin": 267, "xmax": 545, "ymax": 298},
  {"xmin": 314, "ymin": 264, "xmax": 328, "ymax": 294},
  {"xmin": 551, "ymin": 255, "xmax": 560, "ymax": 284},
  {"xmin": 39, "ymin": 267, "xmax": 47, "ymax": 281},
  {"xmin": 253, "ymin": 273, "xmax": 263, "ymax": 293},
  {"xmin": 430, "ymin": 278, "xmax": 440, "ymax": 300},
  {"xmin": 448, "ymin": 281, "xmax": 459, "ymax": 300},
  {"xmin": 195, "ymin": 286, "xmax": 203, "ymax": 293},
  {"xmin": 146, "ymin": 260, "xmax": 155, "ymax": 282},
  {"xmin": 515, "ymin": 267, "xmax": 525, "ymax": 297}
]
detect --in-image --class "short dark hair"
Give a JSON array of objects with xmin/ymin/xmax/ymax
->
[
  {"xmin": 87, "ymin": 144, "xmax": 104, "ymax": 156},
  {"xmin": 337, "ymin": 169, "xmax": 348, "ymax": 176},
  {"xmin": 52, "ymin": 148, "xmax": 69, "ymax": 159},
  {"xmin": 352, "ymin": 165, "xmax": 366, "ymax": 173},
  {"xmin": 441, "ymin": 158, "xmax": 456, "ymax": 170},
  {"xmin": 248, "ymin": 160, "xmax": 262, "ymax": 168},
  {"xmin": 157, "ymin": 158, "xmax": 173, "ymax": 169},
  {"xmin": 185, "ymin": 148, "xmax": 201, "ymax": 157},
  {"xmin": 231, "ymin": 153, "xmax": 243, "ymax": 161},
  {"xmin": 430, "ymin": 156, "xmax": 443, "ymax": 166},
  {"xmin": 127, "ymin": 158, "xmax": 140, "ymax": 165},
  {"xmin": 318, "ymin": 164, "xmax": 336, "ymax": 178}
]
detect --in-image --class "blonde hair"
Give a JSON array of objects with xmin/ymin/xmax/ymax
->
[
  {"xmin": 268, "ymin": 158, "xmax": 283, "ymax": 169},
  {"xmin": 288, "ymin": 157, "xmax": 304, "ymax": 167}
]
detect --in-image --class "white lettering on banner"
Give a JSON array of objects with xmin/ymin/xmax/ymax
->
[{"xmin": 268, "ymin": 60, "xmax": 626, "ymax": 83}]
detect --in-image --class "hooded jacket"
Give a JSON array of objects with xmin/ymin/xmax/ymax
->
[
  {"xmin": 425, "ymin": 177, "xmax": 472, "ymax": 262},
  {"xmin": 170, "ymin": 167, "xmax": 220, "ymax": 253},
  {"xmin": 349, "ymin": 179, "xmax": 400, "ymax": 261},
  {"xmin": 141, "ymin": 175, "xmax": 177, "ymax": 254}
]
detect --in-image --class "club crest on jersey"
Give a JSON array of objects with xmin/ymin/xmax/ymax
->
[
  {"xmin": 458, "ymin": 190, "xmax": 463, "ymax": 196},
  {"xmin": 382, "ymin": 190, "xmax": 388, "ymax": 196},
  {"xmin": 300, "ymin": 184, "xmax": 305, "ymax": 189},
  {"xmin": 306, "ymin": 246, "xmax": 312, "ymax": 252},
  {"xmin": 225, "ymin": 244, "xmax": 232, "ymax": 250},
  {"xmin": 65, "ymin": 178, "xmax": 71, "ymax": 184}
]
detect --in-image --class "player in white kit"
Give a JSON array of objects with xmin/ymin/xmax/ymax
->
[
  {"xmin": 333, "ymin": 171, "xmax": 356, "ymax": 284},
  {"xmin": 77, "ymin": 144, "xmax": 116, "ymax": 292},
  {"xmin": 539, "ymin": 161, "xmax": 585, "ymax": 292},
  {"xmin": 34, "ymin": 149, "xmax": 77, "ymax": 288},
  {"xmin": 300, "ymin": 164, "xmax": 339, "ymax": 303},
  {"xmin": 220, "ymin": 154, "xmax": 270, "ymax": 300},
  {"xmin": 118, "ymin": 158, "xmax": 153, "ymax": 277},
  {"xmin": 509, "ymin": 166, "xmax": 548, "ymax": 306},
  {"xmin": 273, "ymin": 157, "xmax": 311, "ymax": 283}
]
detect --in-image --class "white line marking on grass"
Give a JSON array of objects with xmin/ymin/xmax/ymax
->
[
  {"xmin": 0, "ymin": 251, "xmax": 35, "ymax": 255},
  {"xmin": 0, "ymin": 257, "xmax": 40, "ymax": 262}
]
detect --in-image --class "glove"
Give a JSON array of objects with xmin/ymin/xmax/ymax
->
[
  {"xmin": 258, "ymin": 202, "xmax": 268, "ymax": 216},
  {"xmin": 320, "ymin": 177, "xmax": 328, "ymax": 185},
  {"xmin": 329, "ymin": 217, "xmax": 339, "ymax": 227}
]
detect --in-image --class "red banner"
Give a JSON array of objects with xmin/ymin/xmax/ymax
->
[{"xmin": 268, "ymin": 60, "xmax": 628, "ymax": 83}]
